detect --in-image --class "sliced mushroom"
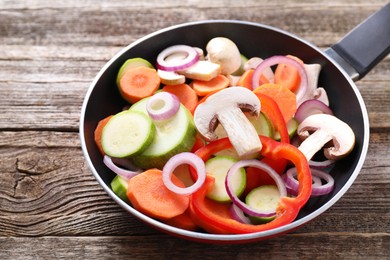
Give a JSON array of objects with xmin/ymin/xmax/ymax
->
[
  {"xmin": 194, "ymin": 86, "xmax": 262, "ymax": 157},
  {"xmin": 157, "ymin": 69, "xmax": 186, "ymax": 85},
  {"xmin": 299, "ymin": 64, "xmax": 329, "ymax": 106},
  {"xmin": 313, "ymin": 87, "xmax": 329, "ymax": 106},
  {"xmin": 297, "ymin": 113, "xmax": 355, "ymax": 161}
]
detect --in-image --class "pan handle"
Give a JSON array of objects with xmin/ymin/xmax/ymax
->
[{"xmin": 324, "ymin": 3, "xmax": 390, "ymax": 81}]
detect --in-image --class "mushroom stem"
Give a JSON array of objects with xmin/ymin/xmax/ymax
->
[
  {"xmin": 217, "ymin": 106, "xmax": 262, "ymax": 157},
  {"xmin": 298, "ymin": 129, "xmax": 333, "ymax": 161}
]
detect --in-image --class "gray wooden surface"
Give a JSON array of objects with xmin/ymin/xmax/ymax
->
[{"xmin": 0, "ymin": 0, "xmax": 389, "ymax": 259}]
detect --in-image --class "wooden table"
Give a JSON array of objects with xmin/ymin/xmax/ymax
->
[{"xmin": 1, "ymin": 0, "xmax": 389, "ymax": 258}]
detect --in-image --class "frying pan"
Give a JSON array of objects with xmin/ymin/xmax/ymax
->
[{"xmin": 80, "ymin": 3, "xmax": 390, "ymax": 243}]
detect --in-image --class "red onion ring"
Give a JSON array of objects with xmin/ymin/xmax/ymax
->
[
  {"xmin": 156, "ymin": 45, "xmax": 200, "ymax": 71},
  {"xmin": 309, "ymin": 159, "xmax": 335, "ymax": 169},
  {"xmin": 285, "ymin": 167, "xmax": 334, "ymax": 196},
  {"xmin": 162, "ymin": 152, "xmax": 206, "ymax": 195},
  {"xmin": 252, "ymin": 55, "xmax": 308, "ymax": 104},
  {"xmin": 225, "ymin": 159, "xmax": 287, "ymax": 218},
  {"xmin": 103, "ymin": 155, "xmax": 142, "ymax": 180},
  {"xmin": 283, "ymin": 171, "xmax": 321, "ymax": 196},
  {"xmin": 229, "ymin": 204, "xmax": 252, "ymax": 224},
  {"xmin": 295, "ymin": 99, "xmax": 333, "ymax": 123},
  {"xmin": 146, "ymin": 92, "xmax": 180, "ymax": 121}
]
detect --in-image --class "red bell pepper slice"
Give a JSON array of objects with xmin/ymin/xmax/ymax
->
[
  {"xmin": 191, "ymin": 136, "xmax": 312, "ymax": 234},
  {"xmin": 244, "ymin": 93, "xmax": 289, "ymax": 191},
  {"xmin": 256, "ymin": 92, "xmax": 289, "ymax": 144}
]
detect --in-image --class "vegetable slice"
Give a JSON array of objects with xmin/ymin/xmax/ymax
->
[
  {"xmin": 110, "ymin": 175, "xmax": 129, "ymax": 202},
  {"xmin": 245, "ymin": 185, "xmax": 281, "ymax": 223},
  {"xmin": 119, "ymin": 66, "xmax": 161, "ymax": 104},
  {"xmin": 192, "ymin": 74, "xmax": 230, "ymax": 96},
  {"xmin": 116, "ymin": 57, "xmax": 154, "ymax": 86},
  {"xmin": 236, "ymin": 69, "xmax": 270, "ymax": 90},
  {"xmin": 295, "ymin": 99, "xmax": 333, "ymax": 123},
  {"xmin": 225, "ymin": 159, "xmax": 287, "ymax": 218},
  {"xmin": 274, "ymin": 55, "xmax": 304, "ymax": 92},
  {"xmin": 253, "ymin": 83, "xmax": 297, "ymax": 123},
  {"xmin": 285, "ymin": 167, "xmax": 335, "ymax": 196},
  {"xmin": 130, "ymin": 97, "xmax": 196, "ymax": 169},
  {"xmin": 162, "ymin": 83, "xmax": 198, "ymax": 114},
  {"xmin": 146, "ymin": 92, "xmax": 180, "ymax": 121},
  {"xmin": 205, "ymin": 155, "xmax": 246, "ymax": 202},
  {"xmin": 103, "ymin": 155, "xmax": 142, "ymax": 180},
  {"xmin": 252, "ymin": 55, "xmax": 308, "ymax": 106},
  {"xmin": 157, "ymin": 45, "xmax": 199, "ymax": 71},
  {"xmin": 162, "ymin": 152, "xmax": 206, "ymax": 195},
  {"xmin": 229, "ymin": 204, "xmax": 251, "ymax": 224},
  {"xmin": 127, "ymin": 169, "xmax": 190, "ymax": 221},
  {"xmin": 101, "ymin": 110, "xmax": 155, "ymax": 158},
  {"xmin": 94, "ymin": 115, "xmax": 113, "ymax": 155}
]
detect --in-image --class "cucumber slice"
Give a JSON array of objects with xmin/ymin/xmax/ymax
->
[
  {"xmin": 110, "ymin": 175, "xmax": 129, "ymax": 202},
  {"xmin": 273, "ymin": 117, "xmax": 299, "ymax": 141},
  {"xmin": 248, "ymin": 112, "xmax": 272, "ymax": 137},
  {"xmin": 245, "ymin": 185, "xmax": 280, "ymax": 224},
  {"xmin": 205, "ymin": 155, "xmax": 246, "ymax": 202},
  {"xmin": 130, "ymin": 98, "xmax": 196, "ymax": 169},
  {"xmin": 116, "ymin": 57, "xmax": 154, "ymax": 86},
  {"xmin": 101, "ymin": 110, "xmax": 155, "ymax": 158}
]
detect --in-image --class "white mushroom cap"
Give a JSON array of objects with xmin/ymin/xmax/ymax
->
[
  {"xmin": 297, "ymin": 113, "xmax": 355, "ymax": 160},
  {"xmin": 206, "ymin": 37, "xmax": 242, "ymax": 75}
]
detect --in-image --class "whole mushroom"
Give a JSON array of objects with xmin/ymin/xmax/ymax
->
[
  {"xmin": 206, "ymin": 37, "xmax": 242, "ymax": 75},
  {"xmin": 297, "ymin": 113, "xmax": 355, "ymax": 161},
  {"xmin": 194, "ymin": 87, "xmax": 262, "ymax": 157}
]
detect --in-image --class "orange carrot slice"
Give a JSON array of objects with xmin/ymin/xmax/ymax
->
[
  {"xmin": 274, "ymin": 55, "xmax": 304, "ymax": 92},
  {"xmin": 192, "ymin": 74, "xmax": 229, "ymax": 96},
  {"xmin": 165, "ymin": 209, "xmax": 198, "ymax": 231},
  {"xmin": 127, "ymin": 169, "xmax": 190, "ymax": 221},
  {"xmin": 253, "ymin": 83, "xmax": 297, "ymax": 123},
  {"xmin": 162, "ymin": 83, "xmax": 198, "ymax": 114},
  {"xmin": 237, "ymin": 69, "xmax": 270, "ymax": 90},
  {"xmin": 94, "ymin": 115, "xmax": 113, "ymax": 155},
  {"xmin": 119, "ymin": 66, "xmax": 161, "ymax": 104}
]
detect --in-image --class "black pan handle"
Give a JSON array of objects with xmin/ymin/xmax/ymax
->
[{"xmin": 325, "ymin": 3, "xmax": 390, "ymax": 81}]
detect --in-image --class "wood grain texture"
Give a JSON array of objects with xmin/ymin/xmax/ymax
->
[{"xmin": 0, "ymin": 0, "xmax": 389, "ymax": 258}]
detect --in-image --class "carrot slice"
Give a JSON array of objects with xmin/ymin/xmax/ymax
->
[
  {"xmin": 162, "ymin": 83, "xmax": 198, "ymax": 114},
  {"xmin": 274, "ymin": 55, "xmax": 304, "ymax": 92},
  {"xmin": 94, "ymin": 115, "xmax": 113, "ymax": 155},
  {"xmin": 119, "ymin": 66, "xmax": 161, "ymax": 104},
  {"xmin": 236, "ymin": 69, "xmax": 269, "ymax": 90},
  {"xmin": 127, "ymin": 169, "xmax": 190, "ymax": 221},
  {"xmin": 192, "ymin": 74, "xmax": 230, "ymax": 96},
  {"xmin": 165, "ymin": 209, "xmax": 198, "ymax": 231},
  {"xmin": 253, "ymin": 83, "xmax": 297, "ymax": 123}
]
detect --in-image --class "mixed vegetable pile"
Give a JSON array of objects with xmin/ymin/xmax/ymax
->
[{"xmin": 94, "ymin": 37, "xmax": 356, "ymax": 234}]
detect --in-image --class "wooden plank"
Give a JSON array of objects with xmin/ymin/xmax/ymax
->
[
  {"xmin": 0, "ymin": 4, "xmax": 385, "ymax": 47},
  {"xmin": 0, "ymin": 233, "xmax": 388, "ymax": 259}
]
